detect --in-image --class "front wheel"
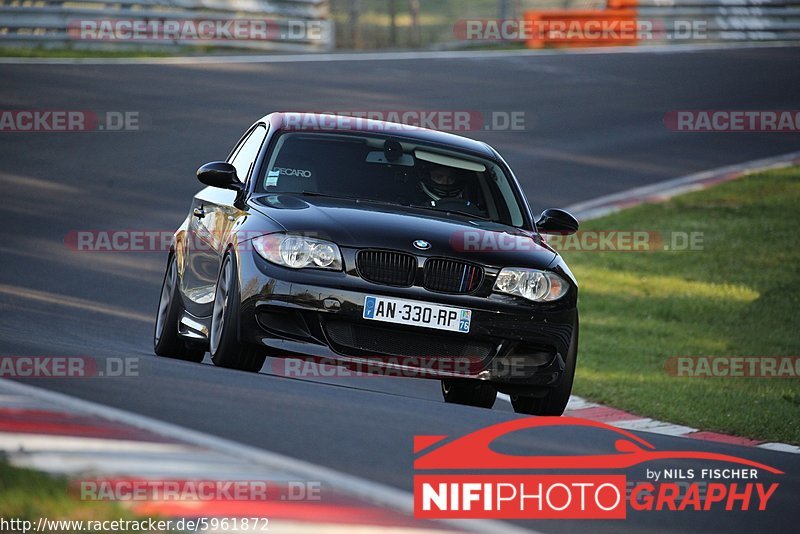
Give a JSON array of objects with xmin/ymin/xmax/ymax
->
[
  {"xmin": 153, "ymin": 254, "xmax": 205, "ymax": 362},
  {"xmin": 441, "ymin": 379, "xmax": 497, "ymax": 409},
  {"xmin": 209, "ymin": 252, "xmax": 266, "ymax": 372},
  {"xmin": 511, "ymin": 318, "xmax": 578, "ymax": 416}
]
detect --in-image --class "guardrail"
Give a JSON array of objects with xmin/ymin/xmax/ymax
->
[
  {"xmin": 0, "ymin": 0, "xmax": 334, "ymax": 51},
  {"xmin": 610, "ymin": 0, "xmax": 800, "ymax": 43},
  {"xmin": 523, "ymin": 0, "xmax": 800, "ymax": 47}
]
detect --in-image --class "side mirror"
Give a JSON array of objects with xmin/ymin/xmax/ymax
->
[
  {"xmin": 197, "ymin": 161, "xmax": 242, "ymax": 191},
  {"xmin": 536, "ymin": 208, "xmax": 579, "ymax": 235}
]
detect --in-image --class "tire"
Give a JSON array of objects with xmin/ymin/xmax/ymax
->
[
  {"xmin": 153, "ymin": 254, "xmax": 205, "ymax": 362},
  {"xmin": 441, "ymin": 379, "xmax": 497, "ymax": 409},
  {"xmin": 209, "ymin": 252, "xmax": 266, "ymax": 372},
  {"xmin": 511, "ymin": 318, "xmax": 579, "ymax": 416}
]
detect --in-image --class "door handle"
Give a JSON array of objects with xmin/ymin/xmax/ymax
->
[{"xmin": 193, "ymin": 207, "xmax": 205, "ymax": 219}]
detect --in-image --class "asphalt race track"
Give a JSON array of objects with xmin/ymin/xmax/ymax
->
[{"xmin": 1, "ymin": 46, "xmax": 800, "ymax": 532}]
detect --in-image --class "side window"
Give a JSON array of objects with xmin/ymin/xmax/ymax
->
[{"xmin": 230, "ymin": 125, "xmax": 267, "ymax": 183}]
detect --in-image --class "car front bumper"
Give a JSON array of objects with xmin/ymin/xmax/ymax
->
[{"xmin": 236, "ymin": 249, "xmax": 578, "ymax": 390}]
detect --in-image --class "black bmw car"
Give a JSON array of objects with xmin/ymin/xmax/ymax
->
[{"xmin": 154, "ymin": 112, "xmax": 580, "ymax": 415}]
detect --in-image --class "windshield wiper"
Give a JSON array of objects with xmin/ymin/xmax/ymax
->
[
  {"xmin": 299, "ymin": 191, "xmax": 361, "ymax": 201},
  {"xmin": 299, "ymin": 191, "xmax": 407, "ymax": 208},
  {"xmin": 297, "ymin": 192, "xmax": 491, "ymax": 221},
  {"xmin": 409, "ymin": 204, "xmax": 492, "ymax": 221}
]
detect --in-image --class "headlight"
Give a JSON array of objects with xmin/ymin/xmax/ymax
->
[
  {"xmin": 493, "ymin": 268, "xmax": 568, "ymax": 302},
  {"xmin": 252, "ymin": 234, "xmax": 342, "ymax": 270}
]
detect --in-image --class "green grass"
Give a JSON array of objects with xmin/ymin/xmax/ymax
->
[
  {"xmin": 0, "ymin": 459, "xmax": 161, "ymax": 533},
  {"xmin": 565, "ymin": 166, "xmax": 800, "ymax": 444}
]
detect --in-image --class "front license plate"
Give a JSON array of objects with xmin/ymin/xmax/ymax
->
[{"xmin": 362, "ymin": 295, "xmax": 471, "ymax": 333}]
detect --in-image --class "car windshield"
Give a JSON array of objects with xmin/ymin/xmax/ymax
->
[{"xmin": 257, "ymin": 132, "xmax": 526, "ymax": 227}]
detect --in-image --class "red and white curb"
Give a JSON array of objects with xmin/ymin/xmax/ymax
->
[
  {"xmin": 0, "ymin": 378, "xmax": 526, "ymax": 534},
  {"xmin": 497, "ymin": 150, "xmax": 800, "ymax": 454},
  {"xmin": 498, "ymin": 393, "xmax": 799, "ymax": 453}
]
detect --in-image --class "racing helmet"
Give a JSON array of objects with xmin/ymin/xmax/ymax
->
[{"xmin": 421, "ymin": 164, "xmax": 465, "ymax": 200}]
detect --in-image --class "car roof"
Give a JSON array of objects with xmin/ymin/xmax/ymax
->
[{"xmin": 258, "ymin": 112, "xmax": 498, "ymax": 160}]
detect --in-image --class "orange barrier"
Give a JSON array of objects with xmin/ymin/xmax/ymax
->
[
  {"xmin": 607, "ymin": 0, "xmax": 639, "ymax": 8},
  {"xmin": 523, "ymin": 8, "xmax": 639, "ymax": 49}
]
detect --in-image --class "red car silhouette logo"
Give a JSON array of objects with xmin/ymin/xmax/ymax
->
[{"xmin": 414, "ymin": 416, "xmax": 782, "ymax": 473}]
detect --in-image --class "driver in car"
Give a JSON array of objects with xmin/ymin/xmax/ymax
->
[
  {"xmin": 415, "ymin": 164, "xmax": 486, "ymax": 218},
  {"xmin": 417, "ymin": 164, "xmax": 466, "ymax": 205}
]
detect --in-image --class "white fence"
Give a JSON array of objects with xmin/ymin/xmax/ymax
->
[
  {"xmin": 1, "ymin": 0, "xmax": 798, "ymax": 51},
  {"xmin": 0, "ymin": 0, "xmax": 334, "ymax": 51},
  {"xmin": 612, "ymin": 0, "xmax": 800, "ymax": 42}
]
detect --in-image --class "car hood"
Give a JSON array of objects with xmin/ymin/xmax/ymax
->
[{"xmin": 248, "ymin": 194, "xmax": 557, "ymax": 269}]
